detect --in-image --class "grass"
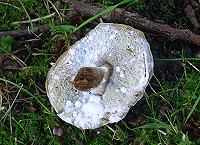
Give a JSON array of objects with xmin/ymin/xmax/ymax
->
[
  {"xmin": 0, "ymin": 36, "xmax": 14, "ymax": 54},
  {"xmin": 0, "ymin": 0, "xmax": 200, "ymax": 144},
  {"xmin": 18, "ymin": 0, "xmax": 34, "ymax": 30}
]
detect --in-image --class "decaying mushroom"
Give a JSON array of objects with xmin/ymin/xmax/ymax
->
[{"xmin": 46, "ymin": 23, "xmax": 154, "ymax": 129}]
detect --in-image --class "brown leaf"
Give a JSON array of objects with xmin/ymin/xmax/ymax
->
[{"xmin": 28, "ymin": 106, "xmax": 36, "ymax": 113}]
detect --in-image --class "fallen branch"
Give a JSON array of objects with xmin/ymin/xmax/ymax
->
[
  {"xmin": 0, "ymin": 24, "xmax": 50, "ymax": 37},
  {"xmin": 63, "ymin": 0, "xmax": 200, "ymax": 46}
]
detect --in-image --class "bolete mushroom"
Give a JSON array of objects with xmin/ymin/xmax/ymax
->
[{"xmin": 46, "ymin": 23, "xmax": 154, "ymax": 129}]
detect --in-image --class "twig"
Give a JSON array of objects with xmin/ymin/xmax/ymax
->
[
  {"xmin": 105, "ymin": 125, "xmax": 120, "ymax": 141},
  {"xmin": 0, "ymin": 2, "xmax": 20, "ymax": 10},
  {"xmin": 10, "ymin": 54, "xmax": 27, "ymax": 67},
  {"xmin": 0, "ymin": 88, "xmax": 3, "ymax": 111},
  {"xmin": 164, "ymin": 114, "xmax": 178, "ymax": 134},
  {"xmin": 187, "ymin": 61, "xmax": 200, "ymax": 72},
  {"xmin": 11, "ymin": 13, "xmax": 55, "ymax": 25},
  {"xmin": 63, "ymin": 0, "xmax": 200, "ymax": 46},
  {"xmin": 184, "ymin": 4, "xmax": 200, "ymax": 29},
  {"xmin": 47, "ymin": 0, "xmax": 63, "ymax": 23},
  {"xmin": 0, "ymin": 24, "xmax": 50, "ymax": 37},
  {"xmin": 1, "ymin": 84, "xmax": 23, "ymax": 123},
  {"xmin": 32, "ymin": 53, "xmax": 55, "ymax": 56}
]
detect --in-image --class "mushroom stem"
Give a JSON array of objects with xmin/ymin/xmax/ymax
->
[
  {"xmin": 95, "ymin": 63, "xmax": 113, "ymax": 96},
  {"xmin": 73, "ymin": 62, "xmax": 113, "ymax": 95}
]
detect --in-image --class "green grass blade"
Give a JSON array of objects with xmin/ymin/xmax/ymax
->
[
  {"xmin": 135, "ymin": 122, "xmax": 172, "ymax": 130},
  {"xmin": 0, "ymin": 77, "xmax": 50, "ymax": 113},
  {"xmin": 18, "ymin": 0, "xmax": 34, "ymax": 30},
  {"xmin": 55, "ymin": 25, "xmax": 76, "ymax": 32},
  {"xmin": 1, "ymin": 110, "xmax": 24, "ymax": 130},
  {"xmin": 184, "ymin": 95, "xmax": 200, "ymax": 124},
  {"xmin": 184, "ymin": 80, "xmax": 200, "ymax": 124},
  {"xmin": 185, "ymin": 132, "xmax": 191, "ymax": 145},
  {"xmin": 155, "ymin": 58, "xmax": 200, "ymax": 61},
  {"xmin": 73, "ymin": 0, "xmax": 131, "ymax": 32}
]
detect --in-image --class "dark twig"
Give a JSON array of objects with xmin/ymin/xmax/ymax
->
[
  {"xmin": 63, "ymin": 0, "xmax": 200, "ymax": 46},
  {"xmin": 184, "ymin": 4, "xmax": 200, "ymax": 29},
  {"xmin": 0, "ymin": 24, "xmax": 50, "ymax": 37}
]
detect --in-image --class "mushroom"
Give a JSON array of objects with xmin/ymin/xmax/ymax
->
[{"xmin": 46, "ymin": 23, "xmax": 154, "ymax": 129}]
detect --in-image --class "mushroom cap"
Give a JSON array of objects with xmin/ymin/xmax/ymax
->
[{"xmin": 46, "ymin": 23, "xmax": 154, "ymax": 129}]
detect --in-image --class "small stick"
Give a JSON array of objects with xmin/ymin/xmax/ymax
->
[
  {"xmin": 47, "ymin": 0, "xmax": 63, "ymax": 23},
  {"xmin": 0, "ymin": 24, "xmax": 50, "ymax": 37},
  {"xmin": 0, "ymin": 2, "xmax": 20, "ymax": 10},
  {"xmin": 11, "ymin": 13, "xmax": 55, "ymax": 25},
  {"xmin": 1, "ymin": 84, "xmax": 23, "ymax": 123},
  {"xmin": 184, "ymin": 4, "xmax": 200, "ymax": 29}
]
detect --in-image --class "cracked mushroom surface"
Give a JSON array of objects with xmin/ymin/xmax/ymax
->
[{"xmin": 46, "ymin": 23, "xmax": 154, "ymax": 129}]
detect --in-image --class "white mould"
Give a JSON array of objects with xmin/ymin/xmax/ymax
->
[
  {"xmin": 120, "ymin": 87, "xmax": 127, "ymax": 94},
  {"xmin": 46, "ymin": 23, "xmax": 154, "ymax": 129}
]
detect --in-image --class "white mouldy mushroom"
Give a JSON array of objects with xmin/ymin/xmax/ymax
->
[{"xmin": 46, "ymin": 23, "xmax": 154, "ymax": 129}]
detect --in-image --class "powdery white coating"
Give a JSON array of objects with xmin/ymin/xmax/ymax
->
[
  {"xmin": 120, "ymin": 87, "xmax": 127, "ymax": 94},
  {"xmin": 120, "ymin": 71, "xmax": 125, "ymax": 78},
  {"xmin": 116, "ymin": 66, "xmax": 121, "ymax": 72},
  {"xmin": 75, "ymin": 100, "xmax": 82, "ymax": 108},
  {"xmin": 46, "ymin": 23, "xmax": 154, "ymax": 129}
]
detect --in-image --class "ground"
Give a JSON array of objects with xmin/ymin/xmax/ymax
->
[{"xmin": 0, "ymin": 0, "xmax": 200, "ymax": 144}]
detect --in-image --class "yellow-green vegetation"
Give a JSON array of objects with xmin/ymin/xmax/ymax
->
[
  {"xmin": 0, "ymin": 0, "xmax": 199, "ymax": 144},
  {"xmin": 0, "ymin": 36, "xmax": 14, "ymax": 54}
]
